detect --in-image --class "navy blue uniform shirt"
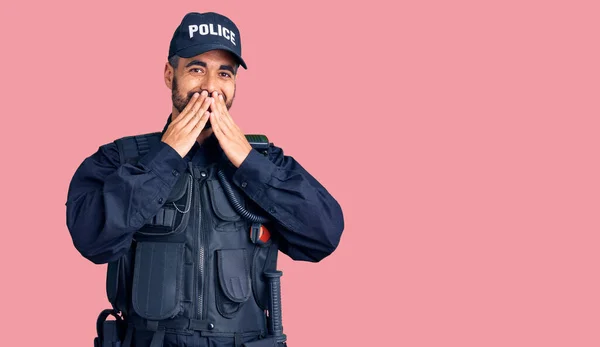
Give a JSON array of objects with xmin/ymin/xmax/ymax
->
[{"xmin": 65, "ymin": 115, "xmax": 344, "ymax": 264}]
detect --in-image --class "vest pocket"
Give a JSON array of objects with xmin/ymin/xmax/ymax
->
[
  {"xmin": 215, "ymin": 249, "xmax": 252, "ymax": 318},
  {"xmin": 106, "ymin": 247, "xmax": 134, "ymax": 315},
  {"xmin": 207, "ymin": 179, "xmax": 247, "ymax": 232},
  {"xmin": 138, "ymin": 174, "xmax": 193, "ymax": 236},
  {"xmin": 251, "ymin": 246, "xmax": 271, "ymax": 310},
  {"xmin": 132, "ymin": 242, "xmax": 185, "ymax": 320}
]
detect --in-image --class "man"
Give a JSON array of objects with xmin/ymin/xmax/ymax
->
[{"xmin": 65, "ymin": 11, "xmax": 344, "ymax": 347}]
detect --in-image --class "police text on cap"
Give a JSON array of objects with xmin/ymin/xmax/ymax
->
[{"xmin": 188, "ymin": 24, "xmax": 236, "ymax": 46}]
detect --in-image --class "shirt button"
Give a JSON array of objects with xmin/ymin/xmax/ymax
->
[
  {"xmin": 208, "ymin": 323, "xmax": 215, "ymax": 330},
  {"xmin": 158, "ymin": 197, "xmax": 164, "ymax": 204},
  {"xmin": 200, "ymin": 172, "xmax": 207, "ymax": 178},
  {"xmin": 172, "ymin": 169, "xmax": 179, "ymax": 177},
  {"xmin": 241, "ymin": 182, "xmax": 247, "ymax": 188}
]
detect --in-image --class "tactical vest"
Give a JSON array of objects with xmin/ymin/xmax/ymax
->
[{"xmin": 98, "ymin": 132, "xmax": 286, "ymax": 347}]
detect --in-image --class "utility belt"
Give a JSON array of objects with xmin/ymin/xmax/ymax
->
[{"xmin": 95, "ymin": 311, "xmax": 286, "ymax": 347}]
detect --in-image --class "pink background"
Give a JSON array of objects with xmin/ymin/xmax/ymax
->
[{"xmin": 1, "ymin": 0, "xmax": 599, "ymax": 346}]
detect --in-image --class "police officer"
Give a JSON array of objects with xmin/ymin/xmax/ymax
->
[{"xmin": 65, "ymin": 11, "xmax": 344, "ymax": 347}]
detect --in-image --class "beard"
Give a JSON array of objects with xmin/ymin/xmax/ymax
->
[{"xmin": 171, "ymin": 76, "xmax": 235, "ymax": 129}]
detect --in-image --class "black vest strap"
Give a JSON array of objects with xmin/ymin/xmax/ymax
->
[
  {"xmin": 114, "ymin": 132, "xmax": 163, "ymax": 165},
  {"xmin": 127, "ymin": 315, "xmax": 265, "ymax": 337},
  {"xmin": 235, "ymin": 332, "xmax": 243, "ymax": 347},
  {"xmin": 129, "ymin": 315, "xmax": 214, "ymax": 332},
  {"xmin": 95, "ymin": 309, "xmax": 122, "ymax": 344},
  {"xmin": 149, "ymin": 328, "xmax": 166, "ymax": 347},
  {"xmin": 122, "ymin": 324, "xmax": 134, "ymax": 347}
]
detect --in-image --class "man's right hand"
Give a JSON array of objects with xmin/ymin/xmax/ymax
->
[{"xmin": 161, "ymin": 91, "xmax": 212, "ymax": 158}]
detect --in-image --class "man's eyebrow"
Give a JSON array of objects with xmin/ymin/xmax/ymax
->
[
  {"xmin": 220, "ymin": 65, "xmax": 235, "ymax": 74},
  {"xmin": 185, "ymin": 60, "xmax": 207, "ymax": 68},
  {"xmin": 184, "ymin": 61, "xmax": 235, "ymax": 74}
]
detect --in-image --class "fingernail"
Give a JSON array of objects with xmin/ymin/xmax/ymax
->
[
  {"xmin": 219, "ymin": 94, "xmax": 223, "ymax": 100},
  {"xmin": 193, "ymin": 92, "xmax": 199, "ymax": 97},
  {"xmin": 201, "ymin": 91, "xmax": 208, "ymax": 96}
]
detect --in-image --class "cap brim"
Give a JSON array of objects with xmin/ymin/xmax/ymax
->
[{"xmin": 174, "ymin": 43, "xmax": 247, "ymax": 69}]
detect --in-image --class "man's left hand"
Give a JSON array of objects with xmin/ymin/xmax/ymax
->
[{"xmin": 209, "ymin": 91, "xmax": 253, "ymax": 168}]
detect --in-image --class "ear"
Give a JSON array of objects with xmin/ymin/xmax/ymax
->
[{"xmin": 164, "ymin": 62, "xmax": 174, "ymax": 89}]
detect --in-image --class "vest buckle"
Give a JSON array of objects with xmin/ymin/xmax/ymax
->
[{"xmin": 250, "ymin": 223, "xmax": 271, "ymax": 246}]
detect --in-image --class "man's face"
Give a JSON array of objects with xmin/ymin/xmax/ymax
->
[{"xmin": 169, "ymin": 50, "xmax": 237, "ymax": 121}]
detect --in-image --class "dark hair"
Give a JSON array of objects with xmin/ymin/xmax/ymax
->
[
  {"xmin": 168, "ymin": 54, "xmax": 239, "ymax": 74},
  {"xmin": 168, "ymin": 55, "xmax": 180, "ymax": 69}
]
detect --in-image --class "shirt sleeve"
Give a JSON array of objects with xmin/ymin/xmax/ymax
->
[
  {"xmin": 65, "ymin": 140, "xmax": 188, "ymax": 264},
  {"xmin": 231, "ymin": 145, "xmax": 345, "ymax": 262}
]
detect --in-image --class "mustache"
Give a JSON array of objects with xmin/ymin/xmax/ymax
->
[{"xmin": 187, "ymin": 90, "xmax": 227, "ymax": 104}]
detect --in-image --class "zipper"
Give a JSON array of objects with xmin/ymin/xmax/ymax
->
[{"xmin": 197, "ymin": 170, "xmax": 207, "ymax": 320}]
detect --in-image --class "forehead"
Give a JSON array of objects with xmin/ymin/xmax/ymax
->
[{"xmin": 181, "ymin": 50, "xmax": 237, "ymax": 67}]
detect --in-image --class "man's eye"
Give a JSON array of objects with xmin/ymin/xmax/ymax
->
[
  {"xmin": 220, "ymin": 72, "xmax": 231, "ymax": 78},
  {"xmin": 191, "ymin": 68, "xmax": 204, "ymax": 73}
]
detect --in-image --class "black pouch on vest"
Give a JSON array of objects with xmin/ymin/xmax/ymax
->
[
  {"xmin": 207, "ymin": 179, "xmax": 247, "ymax": 232},
  {"xmin": 132, "ymin": 242, "xmax": 185, "ymax": 320},
  {"xmin": 215, "ymin": 249, "xmax": 252, "ymax": 318},
  {"xmin": 106, "ymin": 245, "xmax": 135, "ymax": 315},
  {"xmin": 137, "ymin": 173, "xmax": 192, "ymax": 236},
  {"xmin": 251, "ymin": 243, "xmax": 278, "ymax": 310}
]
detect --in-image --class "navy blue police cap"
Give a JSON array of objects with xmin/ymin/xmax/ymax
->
[{"xmin": 168, "ymin": 12, "xmax": 247, "ymax": 69}]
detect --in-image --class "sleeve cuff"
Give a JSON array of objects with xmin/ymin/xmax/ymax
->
[
  {"xmin": 232, "ymin": 149, "xmax": 278, "ymax": 194},
  {"xmin": 138, "ymin": 141, "xmax": 188, "ymax": 184}
]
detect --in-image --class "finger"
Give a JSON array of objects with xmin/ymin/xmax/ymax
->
[
  {"xmin": 211, "ymin": 101, "xmax": 234, "ymax": 138},
  {"xmin": 179, "ymin": 96, "xmax": 205, "ymax": 129},
  {"xmin": 211, "ymin": 91, "xmax": 228, "ymax": 116},
  {"xmin": 217, "ymin": 94, "xmax": 246, "ymax": 142},
  {"xmin": 183, "ymin": 95, "xmax": 213, "ymax": 129},
  {"xmin": 177, "ymin": 91, "xmax": 207, "ymax": 122},
  {"xmin": 217, "ymin": 94, "xmax": 241, "ymax": 132},
  {"xmin": 191, "ymin": 111, "xmax": 211, "ymax": 137},
  {"xmin": 209, "ymin": 92, "xmax": 229, "ymax": 130},
  {"xmin": 179, "ymin": 91, "xmax": 209, "ymax": 127},
  {"xmin": 210, "ymin": 112, "xmax": 228, "ymax": 140},
  {"xmin": 171, "ymin": 92, "xmax": 200, "ymax": 124},
  {"xmin": 211, "ymin": 96, "xmax": 235, "ymax": 133}
]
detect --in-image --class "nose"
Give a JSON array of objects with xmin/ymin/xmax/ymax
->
[{"xmin": 200, "ymin": 73, "xmax": 218, "ymax": 95}]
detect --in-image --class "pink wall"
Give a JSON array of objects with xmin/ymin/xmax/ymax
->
[{"xmin": 1, "ymin": 0, "xmax": 599, "ymax": 346}]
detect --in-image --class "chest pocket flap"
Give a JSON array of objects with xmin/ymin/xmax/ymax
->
[{"xmin": 207, "ymin": 179, "xmax": 242, "ymax": 222}]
